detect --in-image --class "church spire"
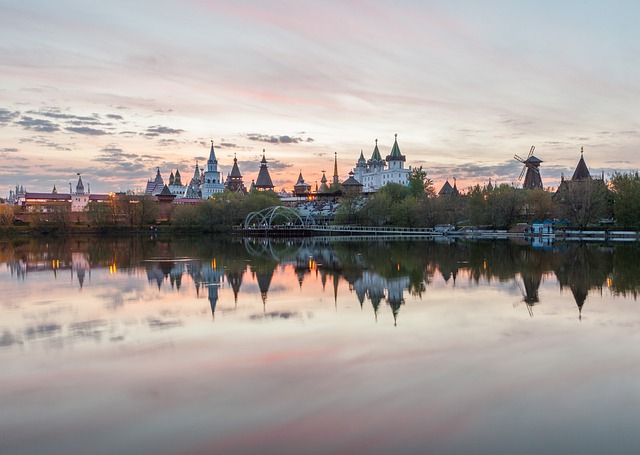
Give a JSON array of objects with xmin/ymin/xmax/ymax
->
[
  {"xmin": 254, "ymin": 149, "xmax": 274, "ymax": 190},
  {"xmin": 76, "ymin": 173, "xmax": 85, "ymax": 195},
  {"xmin": 208, "ymin": 140, "xmax": 217, "ymax": 165},
  {"xmin": 333, "ymin": 152, "xmax": 339, "ymax": 184}
]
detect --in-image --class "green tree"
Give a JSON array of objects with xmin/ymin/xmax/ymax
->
[
  {"xmin": 468, "ymin": 184, "xmax": 488, "ymax": 226},
  {"xmin": 48, "ymin": 204, "xmax": 72, "ymax": 233},
  {"xmin": 171, "ymin": 204, "xmax": 199, "ymax": 232},
  {"xmin": 378, "ymin": 182, "xmax": 410, "ymax": 203},
  {"xmin": 610, "ymin": 171, "xmax": 640, "ymax": 228},
  {"xmin": 524, "ymin": 188, "xmax": 554, "ymax": 222},
  {"xmin": 361, "ymin": 192, "xmax": 392, "ymax": 226},
  {"xmin": 86, "ymin": 201, "xmax": 114, "ymax": 231},
  {"xmin": 486, "ymin": 184, "xmax": 524, "ymax": 228},
  {"xmin": 334, "ymin": 194, "xmax": 364, "ymax": 225},
  {"xmin": 391, "ymin": 196, "xmax": 423, "ymax": 226},
  {"xmin": 137, "ymin": 195, "xmax": 159, "ymax": 227},
  {"xmin": 554, "ymin": 179, "xmax": 612, "ymax": 228},
  {"xmin": 0, "ymin": 205, "xmax": 15, "ymax": 227},
  {"xmin": 432, "ymin": 194, "xmax": 468, "ymax": 226},
  {"xmin": 407, "ymin": 166, "xmax": 435, "ymax": 198}
]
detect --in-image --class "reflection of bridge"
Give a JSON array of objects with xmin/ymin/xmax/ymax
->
[{"xmin": 240, "ymin": 224, "xmax": 439, "ymax": 237}]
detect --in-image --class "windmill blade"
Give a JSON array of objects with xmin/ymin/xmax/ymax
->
[
  {"xmin": 518, "ymin": 165, "xmax": 527, "ymax": 180},
  {"xmin": 528, "ymin": 145, "xmax": 535, "ymax": 158},
  {"xmin": 528, "ymin": 164, "xmax": 540, "ymax": 174},
  {"xmin": 514, "ymin": 154, "xmax": 525, "ymax": 163}
]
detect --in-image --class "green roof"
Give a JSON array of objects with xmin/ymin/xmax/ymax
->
[
  {"xmin": 370, "ymin": 140, "xmax": 382, "ymax": 161},
  {"xmin": 386, "ymin": 134, "xmax": 405, "ymax": 161}
]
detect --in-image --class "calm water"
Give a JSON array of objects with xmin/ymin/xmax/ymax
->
[{"xmin": 2, "ymin": 235, "xmax": 640, "ymax": 454}]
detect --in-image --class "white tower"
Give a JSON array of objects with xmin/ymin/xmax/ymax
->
[{"xmin": 202, "ymin": 141, "xmax": 224, "ymax": 199}]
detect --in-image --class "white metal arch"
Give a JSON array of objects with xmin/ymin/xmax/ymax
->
[{"xmin": 243, "ymin": 205, "xmax": 306, "ymax": 229}]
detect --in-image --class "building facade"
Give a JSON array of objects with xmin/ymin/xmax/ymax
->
[{"xmin": 352, "ymin": 135, "xmax": 411, "ymax": 193}]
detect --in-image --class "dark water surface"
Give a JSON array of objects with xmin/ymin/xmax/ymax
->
[{"xmin": 2, "ymin": 235, "xmax": 640, "ymax": 454}]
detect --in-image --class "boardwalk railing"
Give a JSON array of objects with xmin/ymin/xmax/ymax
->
[{"xmin": 237, "ymin": 224, "xmax": 438, "ymax": 237}]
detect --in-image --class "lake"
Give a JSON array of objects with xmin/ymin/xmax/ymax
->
[{"xmin": 2, "ymin": 235, "xmax": 640, "ymax": 454}]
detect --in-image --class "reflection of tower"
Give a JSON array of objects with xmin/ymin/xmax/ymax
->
[
  {"xmin": 571, "ymin": 286, "xmax": 588, "ymax": 321},
  {"xmin": 386, "ymin": 277, "xmax": 409, "ymax": 326},
  {"xmin": 353, "ymin": 278, "xmax": 367, "ymax": 308},
  {"xmin": 71, "ymin": 252, "xmax": 90, "ymax": 289},
  {"xmin": 226, "ymin": 264, "xmax": 245, "ymax": 307},
  {"xmin": 256, "ymin": 269, "xmax": 274, "ymax": 310},
  {"xmin": 553, "ymin": 244, "xmax": 612, "ymax": 321},
  {"xmin": 201, "ymin": 259, "xmax": 225, "ymax": 319},
  {"xmin": 169, "ymin": 265, "xmax": 183, "ymax": 290},
  {"xmin": 207, "ymin": 284, "xmax": 219, "ymax": 319}
]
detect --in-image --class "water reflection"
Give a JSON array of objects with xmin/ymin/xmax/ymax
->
[
  {"xmin": 3, "ymin": 236, "xmax": 640, "ymax": 454},
  {"xmin": 2, "ymin": 236, "xmax": 640, "ymax": 333}
]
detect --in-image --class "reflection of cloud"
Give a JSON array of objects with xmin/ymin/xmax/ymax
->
[
  {"xmin": 249, "ymin": 311, "xmax": 305, "ymax": 320},
  {"xmin": 0, "ymin": 329, "xmax": 20, "ymax": 347},
  {"xmin": 69, "ymin": 320, "xmax": 108, "ymax": 341},
  {"xmin": 147, "ymin": 317, "xmax": 182, "ymax": 330},
  {"xmin": 24, "ymin": 323, "xmax": 62, "ymax": 339}
]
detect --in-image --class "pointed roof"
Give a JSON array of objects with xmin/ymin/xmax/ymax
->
[
  {"xmin": 208, "ymin": 140, "xmax": 217, "ymax": 164},
  {"xmin": 159, "ymin": 184, "xmax": 173, "ymax": 196},
  {"xmin": 154, "ymin": 168, "xmax": 162, "ymax": 184},
  {"xmin": 229, "ymin": 154, "xmax": 242, "ymax": 178},
  {"xmin": 386, "ymin": 133, "xmax": 406, "ymax": 162},
  {"xmin": 342, "ymin": 171, "xmax": 363, "ymax": 188},
  {"xmin": 255, "ymin": 150, "xmax": 274, "ymax": 189},
  {"xmin": 333, "ymin": 152, "xmax": 339, "ymax": 182},
  {"xmin": 357, "ymin": 150, "xmax": 366, "ymax": 166},
  {"xmin": 52, "ymin": 185, "xmax": 57, "ymax": 194},
  {"xmin": 370, "ymin": 139, "xmax": 383, "ymax": 161},
  {"xmin": 525, "ymin": 155, "xmax": 543, "ymax": 164},
  {"xmin": 439, "ymin": 180, "xmax": 454, "ymax": 195},
  {"xmin": 295, "ymin": 171, "xmax": 305, "ymax": 185},
  {"xmin": 571, "ymin": 147, "xmax": 591, "ymax": 180},
  {"xmin": 76, "ymin": 174, "xmax": 85, "ymax": 194}
]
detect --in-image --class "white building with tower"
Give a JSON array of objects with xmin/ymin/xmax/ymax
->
[{"xmin": 352, "ymin": 134, "xmax": 411, "ymax": 193}]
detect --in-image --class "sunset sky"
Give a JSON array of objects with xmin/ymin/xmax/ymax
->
[{"xmin": 1, "ymin": 0, "xmax": 639, "ymax": 194}]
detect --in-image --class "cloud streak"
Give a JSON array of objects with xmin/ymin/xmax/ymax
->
[{"xmin": 246, "ymin": 134, "xmax": 314, "ymax": 144}]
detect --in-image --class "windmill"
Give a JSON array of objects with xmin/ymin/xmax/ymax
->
[{"xmin": 514, "ymin": 146, "xmax": 543, "ymax": 189}]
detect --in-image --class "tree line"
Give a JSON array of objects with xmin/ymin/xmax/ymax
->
[{"xmin": 335, "ymin": 168, "xmax": 640, "ymax": 230}]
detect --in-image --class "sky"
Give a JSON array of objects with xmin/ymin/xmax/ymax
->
[{"xmin": 1, "ymin": 0, "xmax": 640, "ymax": 194}]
